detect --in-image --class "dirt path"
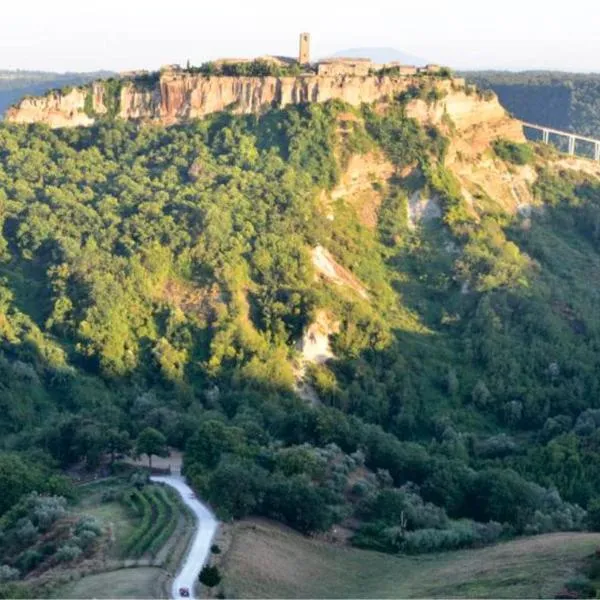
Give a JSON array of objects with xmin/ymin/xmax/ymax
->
[{"xmin": 151, "ymin": 475, "xmax": 218, "ymax": 600}]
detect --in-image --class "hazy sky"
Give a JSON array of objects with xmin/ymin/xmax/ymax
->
[{"xmin": 2, "ymin": 0, "xmax": 599, "ymax": 73}]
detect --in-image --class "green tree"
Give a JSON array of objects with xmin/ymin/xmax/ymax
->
[
  {"xmin": 199, "ymin": 565, "xmax": 221, "ymax": 588},
  {"xmin": 587, "ymin": 498, "xmax": 600, "ymax": 531},
  {"xmin": 136, "ymin": 428, "xmax": 168, "ymax": 470},
  {"xmin": 106, "ymin": 429, "xmax": 132, "ymax": 465},
  {"xmin": 0, "ymin": 454, "xmax": 43, "ymax": 516}
]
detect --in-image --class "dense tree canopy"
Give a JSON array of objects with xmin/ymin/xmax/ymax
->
[{"xmin": 1, "ymin": 95, "xmax": 600, "ymax": 554}]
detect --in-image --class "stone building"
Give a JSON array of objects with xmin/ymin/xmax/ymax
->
[
  {"xmin": 418, "ymin": 64, "xmax": 442, "ymax": 74},
  {"xmin": 317, "ymin": 58, "xmax": 373, "ymax": 77}
]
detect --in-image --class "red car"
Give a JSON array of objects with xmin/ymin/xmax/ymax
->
[{"xmin": 179, "ymin": 587, "xmax": 190, "ymax": 597}]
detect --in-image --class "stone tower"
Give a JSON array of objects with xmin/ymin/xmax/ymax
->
[{"xmin": 299, "ymin": 33, "xmax": 311, "ymax": 65}]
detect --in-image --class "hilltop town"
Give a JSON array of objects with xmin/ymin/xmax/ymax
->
[
  {"xmin": 138, "ymin": 33, "xmax": 445, "ymax": 79},
  {"xmin": 5, "ymin": 33, "xmax": 456, "ymax": 128}
]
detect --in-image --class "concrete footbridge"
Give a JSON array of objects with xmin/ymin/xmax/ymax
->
[{"xmin": 521, "ymin": 122, "xmax": 600, "ymax": 161}]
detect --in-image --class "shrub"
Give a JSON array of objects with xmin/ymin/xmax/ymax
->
[
  {"xmin": 493, "ymin": 139, "xmax": 535, "ymax": 165},
  {"xmin": 73, "ymin": 530, "xmax": 99, "ymax": 550},
  {"xmin": 31, "ymin": 495, "xmax": 67, "ymax": 530},
  {"xmin": 564, "ymin": 575, "xmax": 596, "ymax": 598},
  {"xmin": 15, "ymin": 520, "xmax": 39, "ymax": 546},
  {"xmin": 55, "ymin": 544, "xmax": 82, "ymax": 563},
  {"xmin": 211, "ymin": 544, "xmax": 221, "ymax": 554},
  {"xmin": 351, "ymin": 480, "xmax": 374, "ymax": 498},
  {"xmin": 401, "ymin": 520, "xmax": 503, "ymax": 554},
  {"xmin": 15, "ymin": 550, "xmax": 43, "ymax": 573},
  {"xmin": 0, "ymin": 565, "xmax": 19, "ymax": 583},
  {"xmin": 199, "ymin": 565, "xmax": 222, "ymax": 588},
  {"xmin": 75, "ymin": 516, "xmax": 102, "ymax": 537}
]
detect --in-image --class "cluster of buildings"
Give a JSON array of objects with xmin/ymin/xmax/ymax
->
[
  {"xmin": 123, "ymin": 33, "xmax": 443, "ymax": 79},
  {"xmin": 298, "ymin": 33, "xmax": 442, "ymax": 77}
]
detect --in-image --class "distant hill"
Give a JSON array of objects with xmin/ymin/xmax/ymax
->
[
  {"xmin": 330, "ymin": 47, "xmax": 429, "ymax": 66},
  {"xmin": 464, "ymin": 70, "xmax": 600, "ymax": 138},
  {"xmin": 0, "ymin": 70, "xmax": 112, "ymax": 119}
]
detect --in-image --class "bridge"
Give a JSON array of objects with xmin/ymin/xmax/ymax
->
[{"xmin": 521, "ymin": 122, "xmax": 600, "ymax": 161}]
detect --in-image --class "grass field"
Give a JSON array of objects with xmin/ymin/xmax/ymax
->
[
  {"xmin": 76, "ymin": 498, "xmax": 136, "ymax": 558},
  {"xmin": 221, "ymin": 520, "xmax": 600, "ymax": 598},
  {"xmin": 59, "ymin": 567, "xmax": 165, "ymax": 599}
]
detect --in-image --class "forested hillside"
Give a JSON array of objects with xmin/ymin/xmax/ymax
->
[
  {"xmin": 2, "ymin": 87, "xmax": 600, "ymax": 594},
  {"xmin": 0, "ymin": 71, "xmax": 111, "ymax": 119},
  {"xmin": 466, "ymin": 71, "xmax": 600, "ymax": 138}
]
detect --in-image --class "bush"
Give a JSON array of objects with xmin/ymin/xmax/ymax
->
[
  {"xmin": 73, "ymin": 529, "xmax": 99, "ymax": 550},
  {"xmin": 493, "ymin": 139, "xmax": 535, "ymax": 165},
  {"xmin": 75, "ymin": 516, "xmax": 103, "ymax": 537},
  {"xmin": 15, "ymin": 550, "xmax": 43, "ymax": 573},
  {"xmin": 55, "ymin": 544, "xmax": 82, "ymax": 563},
  {"xmin": 28, "ymin": 494, "xmax": 67, "ymax": 531},
  {"xmin": 15, "ymin": 520, "xmax": 39, "ymax": 546},
  {"xmin": 402, "ymin": 520, "xmax": 503, "ymax": 554},
  {"xmin": 0, "ymin": 565, "xmax": 19, "ymax": 583},
  {"xmin": 211, "ymin": 544, "xmax": 221, "ymax": 554},
  {"xmin": 563, "ymin": 575, "xmax": 596, "ymax": 598},
  {"xmin": 199, "ymin": 565, "xmax": 222, "ymax": 588}
]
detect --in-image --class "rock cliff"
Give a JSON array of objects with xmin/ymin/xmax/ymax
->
[{"xmin": 4, "ymin": 73, "xmax": 505, "ymax": 130}]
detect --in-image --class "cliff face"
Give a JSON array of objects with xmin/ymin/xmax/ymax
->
[
  {"xmin": 6, "ymin": 87, "xmax": 95, "ymax": 128},
  {"xmin": 5, "ymin": 74, "xmax": 493, "ymax": 129}
]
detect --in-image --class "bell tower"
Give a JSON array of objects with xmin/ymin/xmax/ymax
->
[{"xmin": 299, "ymin": 33, "xmax": 311, "ymax": 65}]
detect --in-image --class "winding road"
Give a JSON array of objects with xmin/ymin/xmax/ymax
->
[{"xmin": 150, "ymin": 475, "xmax": 219, "ymax": 600}]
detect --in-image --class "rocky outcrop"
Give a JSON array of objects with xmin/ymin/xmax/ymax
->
[
  {"xmin": 294, "ymin": 310, "xmax": 341, "ymax": 405},
  {"xmin": 326, "ymin": 151, "xmax": 395, "ymax": 229},
  {"xmin": 5, "ymin": 74, "xmax": 499, "ymax": 129},
  {"xmin": 6, "ymin": 88, "xmax": 94, "ymax": 128},
  {"xmin": 312, "ymin": 245, "xmax": 369, "ymax": 301}
]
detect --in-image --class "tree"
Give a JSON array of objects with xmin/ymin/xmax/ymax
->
[
  {"xmin": 106, "ymin": 429, "xmax": 132, "ymax": 466},
  {"xmin": 186, "ymin": 420, "xmax": 247, "ymax": 469},
  {"xmin": 199, "ymin": 565, "xmax": 221, "ymax": 588},
  {"xmin": 0, "ymin": 454, "xmax": 43, "ymax": 516},
  {"xmin": 205, "ymin": 458, "xmax": 268, "ymax": 519},
  {"xmin": 136, "ymin": 428, "xmax": 168, "ymax": 470},
  {"xmin": 587, "ymin": 497, "xmax": 600, "ymax": 531}
]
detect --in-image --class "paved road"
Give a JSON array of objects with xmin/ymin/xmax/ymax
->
[{"xmin": 151, "ymin": 475, "xmax": 219, "ymax": 600}]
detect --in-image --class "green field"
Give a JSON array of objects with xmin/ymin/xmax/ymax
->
[
  {"xmin": 53, "ymin": 479, "xmax": 194, "ymax": 599},
  {"xmin": 75, "ymin": 489, "xmax": 137, "ymax": 558},
  {"xmin": 60, "ymin": 567, "xmax": 165, "ymax": 599},
  {"xmin": 222, "ymin": 520, "xmax": 600, "ymax": 598}
]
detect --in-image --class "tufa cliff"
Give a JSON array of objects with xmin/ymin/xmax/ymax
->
[{"xmin": 5, "ymin": 73, "xmax": 496, "ymax": 129}]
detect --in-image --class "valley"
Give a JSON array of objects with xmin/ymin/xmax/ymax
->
[{"xmin": 2, "ymin": 33, "xmax": 600, "ymax": 600}]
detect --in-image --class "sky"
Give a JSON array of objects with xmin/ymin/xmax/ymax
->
[{"xmin": 1, "ymin": 0, "xmax": 599, "ymax": 73}]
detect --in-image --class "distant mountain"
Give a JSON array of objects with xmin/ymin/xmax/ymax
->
[
  {"xmin": 0, "ymin": 70, "xmax": 113, "ymax": 119},
  {"xmin": 329, "ymin": 47, "xmax": 429, "ymax": 66}
]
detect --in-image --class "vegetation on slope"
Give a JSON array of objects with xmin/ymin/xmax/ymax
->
[
  {"xmin": 2, "ymin": 91, "xmax": 600, "ymax": 594},
  {"xmin": 465, "ymin": 71, "xmax": 600, "ymax": 138}
]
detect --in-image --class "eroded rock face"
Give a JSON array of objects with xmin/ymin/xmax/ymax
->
[
  {"xmin": 5, "ymin": 75, "xmax": 512, "ymax": 131},
  {"xmin": 6, "ymin": 88, "xmax": 94, "ymax": 128}
]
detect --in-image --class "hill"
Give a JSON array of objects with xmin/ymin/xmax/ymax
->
[
  {"xmin": 0, "ymin": 70, "xmax": 112, "ymax": 120},
  {"xmin": 2, "ymin": 73, "xmax": 600, "ymax": 596},
  {"xmin": 331, "ymin": 47, "xmax": 429, "ymax": 65},
  {"xmin": 464, "ymin": 70, "xmax": 600, "ymax": 137},
  {"xmin": 221, "ymin": 520, "xmax": 600, "ymax": 598}
]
